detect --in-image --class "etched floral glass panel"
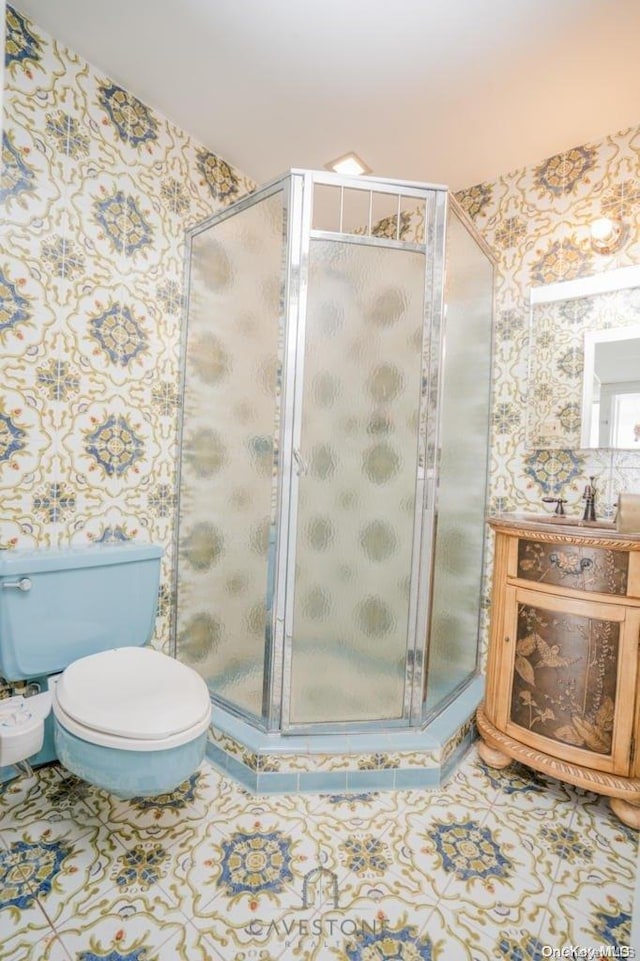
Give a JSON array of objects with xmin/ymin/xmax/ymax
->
[
  {"xmin": 176, "ymin": 191, "xmax": 285, "ymax": 718},
  {"xmin": 288, "ymin": 239, "xmax": 426, "ymax": 724},
  {"xmin": 424, "ymin": 210, "xmax": 494, "ymax": 711}
]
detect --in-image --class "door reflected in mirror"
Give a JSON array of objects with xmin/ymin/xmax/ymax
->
[{"xmin": 527, "ymin": 265, "xmax": 640, "ymax": 451}]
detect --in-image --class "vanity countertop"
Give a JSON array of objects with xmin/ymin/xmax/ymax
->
[{"xmin": 487, "ymin": 512, "xmax": 640, "ymax": 544}]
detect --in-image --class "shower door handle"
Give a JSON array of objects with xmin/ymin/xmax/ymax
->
[{"xmin": 293, "ymin": 448, "xmax": 309, "ymax": 476}]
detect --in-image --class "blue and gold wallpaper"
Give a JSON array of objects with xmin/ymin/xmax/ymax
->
[
  {"xmin": 457, "ymin": 132, "xmax": 640, "ymax": 517},
  {"xmin": 1, "ymin": 6, "xmax": 255, "ymax": 651},
  {"xmin": 3, "ymin": 2, "xmax": 640, "ymax": 666}
]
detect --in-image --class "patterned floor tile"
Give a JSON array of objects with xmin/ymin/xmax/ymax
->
[
  {"xmin": 437, "ymin": 744, "xmax": 503, "ymax": 802},
  {"xmin": 479, "ymin": 758, "xmax": 580, "ymax": 824},
  {"xmin": 0, "ymin": 764, "xmax": 102, "ymax": 845},
  {"xmin": 1, "ymin": 816, "xmax": 129, "ymax": 934},
  {"xmin": 80, "ymin": 762, "xmax": 222, "ymax": 848},
  {"xmin": 551, "ymin": 868, "xmax": 637, "ymax": 937},
  {"xmin": 160, "ymin": 809, "xmax": 325, "ymax": 952},
  {"xmin": 0, "ymin": 838, "xmax": 63, "ymax": 953},
  {"xmin": 0, "ymin": 751, "xmax": 637, "ymax": 960},
  {"xmin": 80, "ymin": 833, "xmax": 187, "ymax": 917},
  {"xmin": 417, "ymin": 901, "xmax": 539, "ymax": 961},
  {"xmin": 3, "ymin": 926, "xmax": 72, "ymax": 961},
  {"xmin": 401, "ymin": 804, "xmax": 556, "ymax": 928},
  {"xmin": 270, "ymin": 899, "xmax": 506, "ymax": 961},
  {"xmin": 546, "ymin": 792, "xmax": 637, "ymax": 932},
  {"xmin": 0, "ymin": 765, "xmax": 75, "ymax": 832},
  {"xmin": 572, "ymin": 791, "xmax": 640, "ymax": 868},
  {"xmin": 49, "ymin": 895, "xmax": 226, "ymax": 961},
  {"xmin": 317, "ymin": 818, "xmax": 441, "ymax": 911},
  {"xmin": 537, "ymin": 897, "xmax": 634, "ymax": 954},
  {"xmin": 303, "ymin": 788, "xmax": 405, "ymax": 828},
  {"xmin": 263, "ymin": 899, "xmax": 441, "ymax": 961},
  {"xmin": 443, "ymin": 898, "xmax": 549, "ymax": 960}
]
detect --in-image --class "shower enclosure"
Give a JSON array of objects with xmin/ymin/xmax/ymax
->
[{"xmin": 174, "ymin": 169, "xmax": 493, "ymax": 741}]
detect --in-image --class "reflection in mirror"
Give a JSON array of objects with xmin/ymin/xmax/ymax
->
[
  {"xmin": 527, "ymin": 265, "xmax": 640, "ymax": 450},
  {"xmin": 581, "ymin": 326, "xmax": 640, "ymax": 448}
]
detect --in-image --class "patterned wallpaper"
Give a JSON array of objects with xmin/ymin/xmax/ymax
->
[
  {"xmin": 456, "ymin": 130, "xmax": 640, "ymax": 517},
  {"xmin": 3, "ymin": 4, "xmax": 640, "ymax": 674},
  {"xmin": 1, "ymin": 5, "xmax": 255, "ymax": 652}
]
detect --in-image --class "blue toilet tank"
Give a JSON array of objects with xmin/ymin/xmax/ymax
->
[{"xmin": 0, "ymin": 543, "xmax": 163, "ymax": 681}]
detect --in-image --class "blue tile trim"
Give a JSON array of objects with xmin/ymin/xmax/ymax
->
[
  {"xmin": 340, "ymin": 733, "xmax": 392, "ymax": 753},
  {"xmin": 381, "ymin": 730, "xmax": 440, "ymax": 751},
  {"xmin": 346, "ymin": 768, "xmax": 396, "ymax": 791},
  {"xmin": 0, "ymin": 764, "xmax": 20, "ymax": 785},
  {"xmin": 441, "ymin": 731, "xmax": 477, "ymax": 783},
  {"xmin": 256, "ymin": 772, "xmax": 299, "ymax": 793},
  {"xmin": 206, "ymin": 678, "xmax": 484, "ymax": 795},
  {"xmin": 305, "ymin": 734, "xmax": 354, "ymax": 754},
  {"xmin": 210, "ymin": 674, "xmax": 483, "ymax": 762},
  {"xmin": 426, "ymin": 675, "xmax": 484, "ymax": 742},
  {"xmin": 206, "ymin": 740, "xmax": 257, "ymax": 792},
  {"xmin": 393, "ymin": 767, "xmax": 442, "ymax": 789},
  {"xmin": 211, "ymin": 709, "xmax": 311, "ymax": 755},
  {"xmin": 342, "ymin": 769, "xmax": 379, "ymax": 791},
  {"xmin": 298, "ymin": 771, "xmax": 349, "ymax": 793}
]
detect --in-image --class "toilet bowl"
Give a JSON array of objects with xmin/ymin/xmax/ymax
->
[
  {"xmin": 51, "ymin": 647, "xmax": 212, "ymax": 798},
  {"xmin": 0, "ymin": 543, "xmax": 212, "ymax": 797}
]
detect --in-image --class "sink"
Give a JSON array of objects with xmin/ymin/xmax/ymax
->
[{"xmin": 500, "ymin": 513, "xmax": 617, "ymax": 530}]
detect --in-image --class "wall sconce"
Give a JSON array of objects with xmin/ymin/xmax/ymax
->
[{"xmin": 590, "ymin": 216, "xmax": 624, "ymax": 254}]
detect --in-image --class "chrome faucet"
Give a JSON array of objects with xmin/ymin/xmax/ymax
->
[{"xmin": 582, "ymin": 477, "xmax": 597, "ymax": 522}]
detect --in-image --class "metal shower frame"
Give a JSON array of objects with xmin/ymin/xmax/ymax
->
[{"xmin": 176, "ymin": 169, "xmax": 475, "ymax": 735}]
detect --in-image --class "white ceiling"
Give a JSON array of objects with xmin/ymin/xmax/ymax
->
[{"xmin": 12, "ymin": 0, "xmax": 640, "ymax": 190}]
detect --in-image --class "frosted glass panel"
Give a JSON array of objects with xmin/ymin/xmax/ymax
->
[
  {"xmin": 424, "ymin": 210, "xmax": 493, "ymax": 710},
  {"xmin": 289, "ymin": 240, "xmax": 426, "ymax": 724},
  {"xmin": 176, "ymin": 192, "xmax": 284, "ymax": 718}
]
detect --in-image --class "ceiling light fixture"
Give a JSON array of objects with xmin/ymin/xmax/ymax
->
[
  {"xmin": 590, "ymin": 216, "xmax": 624, "ymax": 254},
  {"xmin": 325, "ymin": 151, "xmax": 372, "ymax": 176}
]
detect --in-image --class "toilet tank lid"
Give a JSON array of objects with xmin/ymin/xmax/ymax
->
[
  {"xmin": 54, "ymin": 647, "xmax": 211, "ymax": 741},
  {"xmin": 0, "ymin": 543, "xmax": 163, "ymax": 576}
]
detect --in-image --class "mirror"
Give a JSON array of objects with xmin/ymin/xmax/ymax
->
[
  {"xmin": 581, "ymin": 326, "xmax": 640, "ymax": 447},
  {"xmin": 527, "ymin": 265, "xmax": 640, "ymax": 450}
]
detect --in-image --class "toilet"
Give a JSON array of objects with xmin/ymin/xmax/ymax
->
[{"xmin": 0, "ymin": 543, "xmax": 211, "ymax": 798}]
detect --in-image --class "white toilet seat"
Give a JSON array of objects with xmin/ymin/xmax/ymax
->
[{"xmin": 52, "ymin": 647, "xmax": 211, "ymax": 752}]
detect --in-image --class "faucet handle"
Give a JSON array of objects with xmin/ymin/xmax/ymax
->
[
  {"xmin": 542, "ymin": 496, "xmax": 567, "ymax": 515},
  {"xmin": 582, "ymin": 477, "xmax": 597, "ymax": 521}
]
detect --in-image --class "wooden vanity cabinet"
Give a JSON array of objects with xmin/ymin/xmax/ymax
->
[{"xmin": 477, "ymin": 517, "xmax": 640, "ymax": 828}]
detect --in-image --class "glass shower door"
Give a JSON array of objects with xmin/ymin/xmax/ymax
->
[
  {"xmin": 423, "ymin": 206, "xmax": 494, "ymax": 712},
  {"xmin": 176, "ymin": 188, "xmax": 285, "ymax": 721},
  {"xmin": 286, "ymin": 237, "xmax": 428, "ymax": 726}
]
